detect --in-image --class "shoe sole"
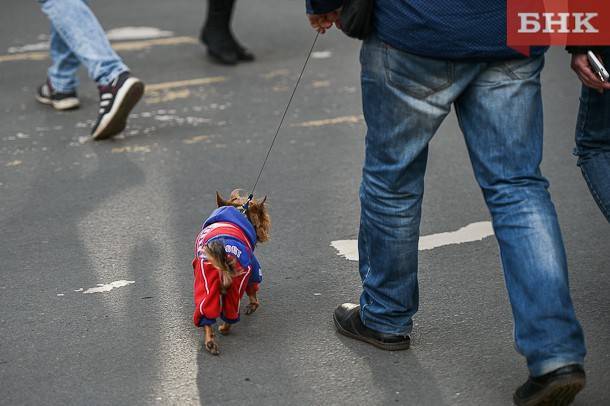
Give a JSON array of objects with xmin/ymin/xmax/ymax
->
[
  {"xmin": 207, "ymin": 49, "xmax": 238, "ymax": 65},
  {"xmin": 36, "ymin": 95, "xmax": 80, "ymax": 111},
  {"xmin": 333, "ymin": 313, "xmax": 410, "ymax": 351},
  {"xmin": 91, "ymin": 77, "xmax": 144, "ymax": 141},
  {"xmin": 513, "ymin": 374, "xmax": 585, "ymax": 406}
]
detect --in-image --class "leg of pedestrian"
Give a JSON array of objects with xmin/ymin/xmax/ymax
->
[
  {"xmin": 574, "ymin": 49, "xmax": 610, "ymax": 222},
  {"xmin": 333, "ymin": 36, "xmax": 477, "ymax": 349},
  {"xmin": 36, "ymin": 24, "xmax": 81, "ymax": 110},
  {"xmin": 200, "ymin": 0, "xmax": 254, "ymax": 65},
  {"xmin": 454, "ymin": 55, "xmax": 587, "ymax": 405},
  {"xmin": 37, "ymin": 0, "xmax": 144, "ymax": 140}
]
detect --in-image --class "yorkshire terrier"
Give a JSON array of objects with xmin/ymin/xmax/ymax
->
[{"xmin": 192, "ymin": 189, "xmax": 271, "ymax": 355}]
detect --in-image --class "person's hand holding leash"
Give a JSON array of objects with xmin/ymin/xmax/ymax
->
[
  {"xmin": 308, "ymin": 10, "xmax": 341, "ymax": 33},
  {"xmin": 571, "ymin": 53, "xmax": 610, "ymax": 93}
]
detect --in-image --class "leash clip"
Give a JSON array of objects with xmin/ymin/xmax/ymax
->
[{"xmin": 239, "ymin": 194, "xmax": 254, "ymax": 215}]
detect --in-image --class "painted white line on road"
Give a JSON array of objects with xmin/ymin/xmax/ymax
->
[
  {"xmin": 83, "ymin": 280, "xmax": 135, "ymax": 294},
  {"xmin": 145, "ymin": 76, "xmax": 226, "ymax": 92},
  {"xmin": 111, "ymin": 36, "xmax": 197, "ymax": 51},
  {"xmin": 0, "ymin": 36, "xmax": 197, "ymax": 63},
  {"xmin": 106, "ymin": 27, "xmax": 173, "ymax": 41},
  {"xmin": 312, "ymin": 50, "xmax": 332, "ymax": 59},
  {"xmin": 7, "ymin": 42, "xmax": 48, "ymax": 54},
  {"xmin": 6, "ymin": 27, "xmax": 174, "ymax": 54},
  {"xmin": 331, "ymin": 221, "xmax": 494, "ymax": 261},
  {"xmin": 291, "ymin": 115, "xmax": 364, "ymax": 128}
]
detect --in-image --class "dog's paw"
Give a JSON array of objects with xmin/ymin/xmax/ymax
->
[
  {"xmin": 219, "ymin": 323, "xmax": 231, "ymax": 335},
  {"xmin": 245, "ymin": 302, "xmax": 259, "ymax": 315},
  {"xmin": 205, "ymin": 340, "xmax": 220, "ymax": 355}
]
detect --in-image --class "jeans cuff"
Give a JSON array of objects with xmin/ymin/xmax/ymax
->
[
  {"xmin": 48, "ymin": 76, "xmax": 78, "ymax": 94},
  {"xmin": 528, "ymin": 357, "xmax": 585, "ymax": 377},
  {"xmin": 360, "ymin": 306, "xmax": 412, "ymax": 336},
  {"xmin": 96, "ymin": 66, "xmax": 129, "ymax": 87}
]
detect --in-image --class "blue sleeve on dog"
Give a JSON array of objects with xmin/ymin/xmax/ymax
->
[{"xmin": 249, "ymin": 255, "xmax": 263, "ymax": 284}]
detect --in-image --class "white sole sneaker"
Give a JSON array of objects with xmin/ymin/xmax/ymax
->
[
  {"xmin": 35, "ymin": 94, "xmax": 80, "ymax": 111},
  {"xmin": 91, "ymin": 77, "xmax": 145, "ymax": 140}
]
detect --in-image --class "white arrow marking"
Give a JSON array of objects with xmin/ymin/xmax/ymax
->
[
  {"xmin": 331, "ymin": 221, "xmax": 494, "ymax": 261},
  {"xmin": 83, "ymin": 280, "xmax": 135, "ymax": 294}
]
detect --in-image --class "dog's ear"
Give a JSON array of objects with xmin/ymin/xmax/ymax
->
[
  {"xmin": 230, "ymin": 189, "xmax": 242, "ymax": 202},
  {"xmin": 259, "ymin": 195, "xmax": 267, "ymax": 205},
  {"xmin": 216, "ymin": 191, "xmax": 229, "ymax": 207}
]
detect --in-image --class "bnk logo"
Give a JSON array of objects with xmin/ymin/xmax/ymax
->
[
  {"xmin": 507, "ymin": 0, "xmax": 610, "ymax": 55},
  {"xmin": 518, "ymin": 13, "xmax": 598, "ymax": 34}
]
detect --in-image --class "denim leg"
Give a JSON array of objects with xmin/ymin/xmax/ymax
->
[
  {"xmin": 357, "ymin": 37, "xmax": 473, "ymax": 335},
  {"xmin": 574, "ymin": 70, "xmax": 610, "ymax": 222},
  {"xmin": 47, "ymin": 24, "xmax": 80, "ymax": 93},
  {"xmin": 455, "ymin": 56, "xmax": 586, "ymax": 376},
  {"xmin": 38, "ymin": 0, "xmax": 128, "ymax": 86}
]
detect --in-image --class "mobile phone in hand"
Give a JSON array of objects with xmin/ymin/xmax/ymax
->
[{"xmin": 587, "ymin": 51, "xmax": 610, "ymax": 82}]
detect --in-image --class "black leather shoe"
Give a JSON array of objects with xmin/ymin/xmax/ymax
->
[
  {"xmin": 206, "ymin": 47, "xmax": 239, "ymax": 65},
  {"xmin": 234, "ymin": 42, "xmax": 255, "ymax": 62},
  {"xmin": 333, "ymin": 303, "xmax": 410, "ymax": 351},
  {"xmin": 513, "ymin": 364, "xmax": 586, "ymax": 406}
]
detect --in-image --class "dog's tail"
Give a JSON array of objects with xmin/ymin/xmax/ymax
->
[{"xmin": 204, "ymin": 239, "xmax": 234, "ymax": 294}]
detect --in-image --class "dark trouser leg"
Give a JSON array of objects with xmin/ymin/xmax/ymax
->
[
  {"xmin": 200, "ymin": 0, "xmax": 254, "ymax": 64},
  {"xmin": 575, "ymin": 62, "xmax": 610, "ymax": 222}
]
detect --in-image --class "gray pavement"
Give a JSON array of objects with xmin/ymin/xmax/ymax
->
[{"xmin": 1, "ymin": 1, "xmax": 609, "ymax": 405}]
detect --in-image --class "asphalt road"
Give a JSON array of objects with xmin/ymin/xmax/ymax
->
[{"xmin": 1, "ymin": 1, "xmax": 609, "ymax": 405}]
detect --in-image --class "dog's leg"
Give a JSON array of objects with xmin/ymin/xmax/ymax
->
[
  {"xmin": 203, "ymin": 325, "xmax": 220, "ymax": 355},
  {"xmin": 219, "ymin": 323, "xmax": 231, "ymax": 335},
  {"xmin": 245, "ymin": 292, "xmax": 260, "ymax": 315}
]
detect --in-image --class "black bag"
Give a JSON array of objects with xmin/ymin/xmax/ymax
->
[{"xmin": 340, "ymin": 0, "xmax": 374, "ymax": 40}]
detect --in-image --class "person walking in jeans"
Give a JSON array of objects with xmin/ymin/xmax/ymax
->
[
  {"xmin": 307, "ymin": 1, "xmax": 586, "ymax": 405},
  {"xmin": 36, "ymin": 0, "xmax": 144, "ymax": 140},
  {"xmin": 568, "ymin": 46, "xmax": 610, "ymax": 221}
]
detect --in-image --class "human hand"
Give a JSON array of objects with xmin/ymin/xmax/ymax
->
[
  {"xmin": 307, "ymin": 10, "xmax": 341, "ymax": 34},
  {"xmin": 571, "ymin": 53, "xmax": 610, "ymax": 93}
]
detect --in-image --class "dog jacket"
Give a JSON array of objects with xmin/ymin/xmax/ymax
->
[{"xmin": 192, "ymin": 206, "xmax": 262, "ymax": 326}]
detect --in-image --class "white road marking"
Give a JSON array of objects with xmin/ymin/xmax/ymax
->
[
  {"xmin": 6, "ymin": 26, "xmax": 174, "ymax": 54},
  {"xmin": 0, "ymin": 36, "xmax": 197, "ymax": 63},
  {"xmin": 106, "ymin": 27, "xmax": 173, "ymax": 41},
  {"xmin": 83, "ymin": 280, "xmax": 135, "ymax": 294},
  {"xmin": 291, "ymin": 115, "xmax": 363, "ymax": 128},
  {"xmin": 312, "ymin": 50, "xmax": 332, "ymax": 59},
  {"xmin": 7, "ymin": 42, "xmax": 48, "ymax": 54},
  {"xmin": 331, "ymin": 221, "xmax": 494, "ymax": 261},
  {"xmin": 145, "ymin": 77, "xmax": 226, "ymax": 92}
]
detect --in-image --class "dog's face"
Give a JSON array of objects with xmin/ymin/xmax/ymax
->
[{"xmin": 216, "ymin": 190, "xmax": 271, "ymax": 243}]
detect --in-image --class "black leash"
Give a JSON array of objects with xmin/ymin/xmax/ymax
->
[{"xmin": 241, "ymin": 32, "xmax": 320, "ymax": 212}]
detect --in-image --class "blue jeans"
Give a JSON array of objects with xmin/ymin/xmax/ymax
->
[
  {"xmin": 38, "ymin": 0, "xmax": 128, "ymax": 92},
  {"xmin": 358, "ymin": 36, "xmax": 586, "ymax": 377},
  {"xmin": 574, "ymin": 48, "xmax": 610, "ymax": 222}
]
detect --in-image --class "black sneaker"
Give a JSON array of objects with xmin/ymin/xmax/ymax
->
[
  {"xmin": 513, "ymin": 364, "xmax": 586, "ymax": 406},
  {"xmin": 36, "ymin": 80, "xmax": 80, "ymax": 111},
  {"xmin": 91, "ymin": 72, "xmax": 144, "ymax": 140},
  {"xmin": 333, "ymin": 303, "xmax": 411, "ymax": 351}
]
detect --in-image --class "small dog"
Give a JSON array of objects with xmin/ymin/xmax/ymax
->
[{"xmin": 192, "ymin": 190, "xmax": 270, "ymax": 355}]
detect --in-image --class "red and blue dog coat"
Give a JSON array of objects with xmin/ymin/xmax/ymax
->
[{"xmin": 192, "ymin": 206, "xmax": 262, "ymax": 327}]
